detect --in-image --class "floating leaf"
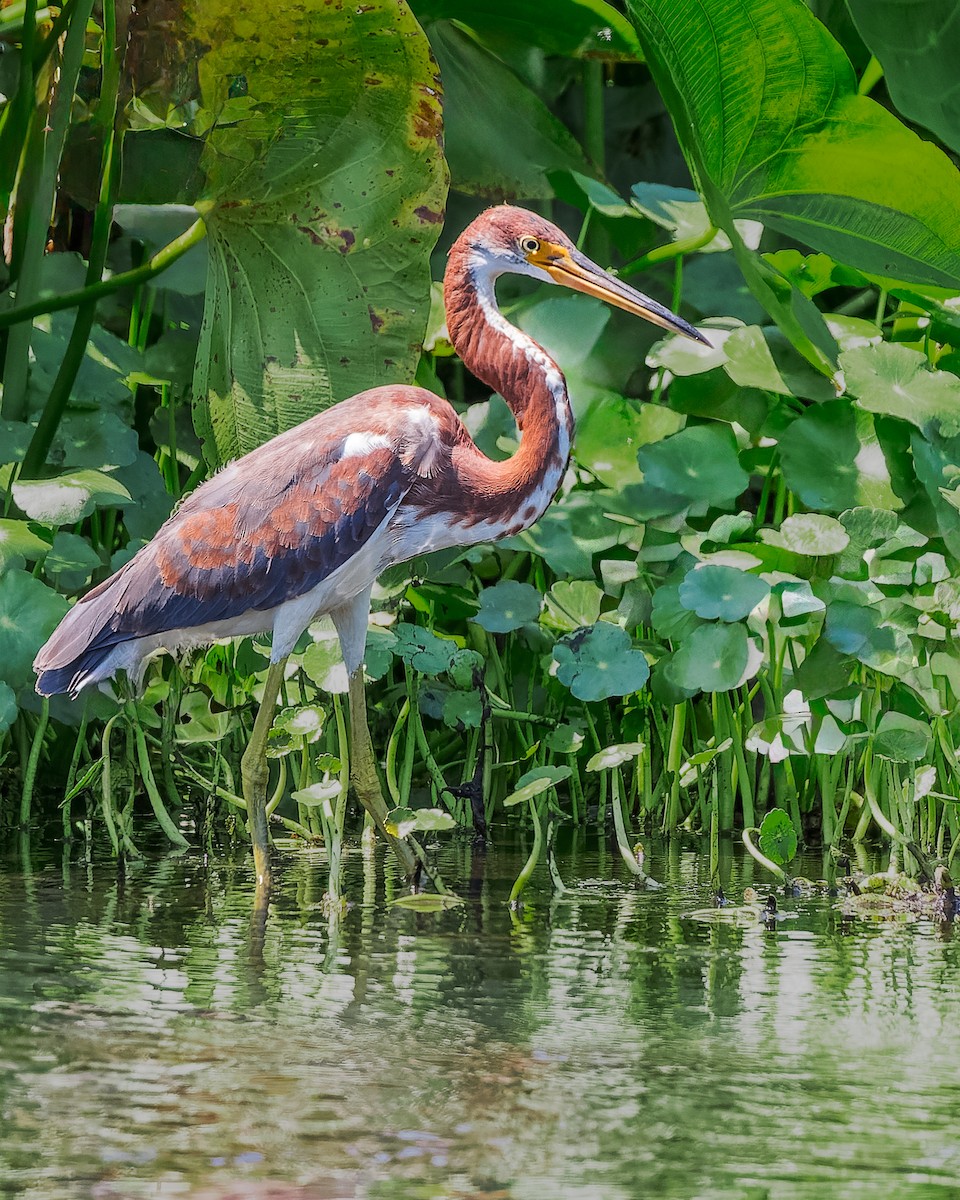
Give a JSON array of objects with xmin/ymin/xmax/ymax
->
[
  {"xmin": 586, "ymin": 741, "xmax": 645, "ymax": 771},
  {"xmin": 761, "ymin": 514, "xmax": 849, "ymax": 556},
  {"xmin": 758, "ymin": 808, "xmax": 798, "ymax": 866},
  {"xmin": 473, "ymin": 580, "xmax": 543, "ymax": 633},
  {"xmin": 873, "ymin": 712, "xmax": 933, "ymax": 763},
  {"xmin": 12, "ymin": 470, "xmax": 132, "ymax": 525},
  {"xmin": 0, "ymin": 571, "xmax": 69, "ymax": 690},
  {"xmin": 502, "ymin": 765, "xmax": 573, "ymax": 807},
  {"xmin": 678, "ymin": 564, "xmax": 769, "ymax": 622},
  {"xmin": 390, "ymin": 892, "xmax": 464, "ymax": 911},
  {"xmin": 667, "ymin": 623, "xmax": 749, "ymax": 693},
  {"xmin": 553, "ymin": 622, "xmax": 650, "ymax": 701},
  {"xmin": 637, "ymin": 425, "xmax": 749, "ymax": 509}
]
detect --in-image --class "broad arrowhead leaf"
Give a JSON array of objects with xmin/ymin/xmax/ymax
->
[
  {"xmin": 426, "ymin": 23, "xmax": 589, "ymax": 200},
  {"xmin": 626, "ymin": 0, "xmax": 960, "ymax": 371},
  {"xmin": 846, "ymin": 0, "xmax": 960, "ymax": 154},
  {"xmin": 190, "ymin": 0, "xmax": 448, "ymax": 462},
  {"xmin": 411, "ymin": 0, "xmax": 642, "ymax": 60}
]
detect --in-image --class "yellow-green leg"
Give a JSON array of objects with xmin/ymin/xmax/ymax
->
[
  {"xmin": 241, "ymin": 658, "xmax": 287, "ymax": 890},
  {"xmin": 347, "ymin": 667, "xmax": 422, "ymax": 882}
]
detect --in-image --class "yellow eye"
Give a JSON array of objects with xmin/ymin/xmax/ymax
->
[{"xmin": 520, "ymin": 236, "xmax": 540, "ymax": 255}]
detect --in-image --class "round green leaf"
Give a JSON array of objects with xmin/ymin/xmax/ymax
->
[
  {"xmin": 391, "ymin": 624, "xmax": 459, "ymax": 676},
  {"xmin": 473, "ymin": 580, "xmax": 542, "ymax": 633},
  {"xmin": 442, "ymin": 690, "xmax": 482, "ymax": 731},
  {"xmin": 503, "ymin": 765, "xmax": 573, "ymax": 807},
  {"xmin": 678, "ymin": 564, "xmax": 769, "ymax": 622},
  {"xmin": 302, "ymin": 631, "xmax": 348, "ymax": 694},
  {"xmin": 667, "ymin": 622, "xmax": 749, "ymax": 693},
  {"xmin": 43, "ymin": 532, "xmax": 103, "ymax": 592},
  {"xmin": 553, "ymin": 622, "xmax": 650, "ymax": 701},
  {"xmin": 873, "ymin": 712, "xmax": 933, "ymax": 763},
  {"xmin": 842, "ymin": 343, "xmax": 960, "ymax": 437},
  {"xmin": 779, "ymin": 399, "xmax": 896, "ymax": 512},
  {"xmin": 545, "ymin": 722, "xmax": 586, "ymax": 754},
  {"xmin": 637, "ymin": 425, "xmax": 749, "ymax": 507},
  {"xmin": 758, "ymin": 808, "xmax": 798, "ymax": 866},
  {"xmin": 0, "ymin": 570, "xmax": 69, "ymax": 689},
  {"xmin": 761, "ymin": 514, "xmax": 849, "ymax": 556},
  {"xmin": 542, "ymin": 579, "xmax": 603, "ymax": 632}
]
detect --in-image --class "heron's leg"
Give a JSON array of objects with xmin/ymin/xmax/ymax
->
[
  {"xmin": 346, "ymin": 666, "xmax": 421, "ymax": 882},
  {"xmin": 241, "ymin": 657, "xmax": 286, "ymax": 889}
]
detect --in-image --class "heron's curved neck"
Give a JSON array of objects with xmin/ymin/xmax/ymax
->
[{"xmin": 444, "ymin": 254, "xmax": 574, "ymax": 476}]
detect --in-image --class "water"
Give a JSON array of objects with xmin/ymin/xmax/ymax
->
[{"xmin": 1, "ymin": 833, "xmax": 959, "ymax": 1200}]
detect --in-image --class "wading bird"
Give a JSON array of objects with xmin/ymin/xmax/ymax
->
[{"xmin": 34, "ymin": 206, "xmax": 706, "ymax": 885}]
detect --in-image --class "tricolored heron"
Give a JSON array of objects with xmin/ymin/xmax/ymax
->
[{"xmin": 34, "ymin": 206, "xmax": 706, "ymax": 885}]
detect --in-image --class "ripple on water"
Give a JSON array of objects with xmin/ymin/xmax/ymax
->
[{"xmin": 1, "ymin": 841, "xmax": 959, "ymax": 1199}]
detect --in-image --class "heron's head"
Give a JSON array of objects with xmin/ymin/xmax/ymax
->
[{"xmin": 453, "ymin": 204, "xmax": 708, "ymax": 345}]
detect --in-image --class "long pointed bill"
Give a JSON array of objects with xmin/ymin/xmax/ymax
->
[{"xmin": 537, "ymin": 245, "xmax": 710, "ymax": 346}]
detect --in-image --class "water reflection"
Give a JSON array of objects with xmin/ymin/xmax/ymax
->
[{"xmin": 1, "ymin": 834, "xmax": 959, "ymax": 1199}]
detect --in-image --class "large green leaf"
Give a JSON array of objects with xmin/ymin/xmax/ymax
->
[
  {"xmin": 427, "ymin": 23, "xmax": 589, "ymax": 200},
  {"xmin": 190, "ymin": 0, "xmax": 448, "ymax": 462},
  {"xmin": 0, "ymin": 571, "xmax": 69, "ymax": 691},
  {"xmin": 845, "ymin": 0, "xmax": 960, "ymax": 154},
  {"xmin": 626, "ymin": 0, "xmax": 960, "ymax": 367},
  {"xmin": 410, "ymin": 0, "xmax": 641, "ymax": 59}
]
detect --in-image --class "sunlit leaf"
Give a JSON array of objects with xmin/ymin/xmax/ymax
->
[
  {"xmin": 542, "ymin": 580, "xmax": 604, "ymax": 633},
  {"xmin": 502, "ymin": 765, "xmax": 573, "ymax": 807},
  {"xmin": 760, "ymin": 514, "xmax": 849, "ymax": 556},
  {"xmin": 842, "ymin": 343, "xmax": 960, "ymax": 437},
  {"xmin": 586, "ymin": 741, "xmax": 645, "ymax": 771},
  {"xmin": 0, "ymin": 519, "xmax": 50, "ymax": 573},
  {"xmin": 291, "ymin": 780, "xmax": 341, "ymax": 808},
  {"xmin": 12, "ymin": 470, "xmax": 132, "ymax": 525},
  {"xmin": 192, "ymin": 0, "xmax": 448, "ymax": 461}
]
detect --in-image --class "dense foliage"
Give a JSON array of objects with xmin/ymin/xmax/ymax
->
[{"xmin": 2, "ymin": 0, "xmax": 960, "ymax": 890}]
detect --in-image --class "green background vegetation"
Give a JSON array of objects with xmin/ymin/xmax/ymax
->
[{"xmin": 2, "ymin": 0, "xmax": 960, "ymax": 887}]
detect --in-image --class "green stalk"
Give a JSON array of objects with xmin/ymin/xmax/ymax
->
[
  {"xmin": 611, "ymin": 767, "xmax": 643, "ymax": 877},
  {"xmin": 509, "ymin": 796, "xmax": 544, "ymax": 905},
  {"xmin": 664, "ymin": 702, "xmax": 686, "ymax": 831},
  {"xmin": 100, "ymin": 714, "xmax": 121, "ymax": 856},
  {"xmin": 2, "ymin": 0, "xmax": 95, "ymax": 422},
  {"xmin": 0, "ymin": 217, "xmax": 207, "ymax": 334},
  {"xmin": 20, "ymin": 0, "xmax": 123, "ymax": 476},
  {"xmin": 620, "ymin": 226, "xmax": 718, "ymax": 279},
  {"xmin": 127, "ymin": 703, "xmax": 189, "ymax": 847},
  {"xmin": 741, "ymin": 826, "xmax": 786, "ymax": 882},
  {"xmin": 19, "ymin": 698, "xmax": 48, "ymax": 828}
]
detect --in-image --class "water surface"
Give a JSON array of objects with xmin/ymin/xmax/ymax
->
[{"xmin": 1, "ymin": 835, "xmax": 958, "ymax": 1199}]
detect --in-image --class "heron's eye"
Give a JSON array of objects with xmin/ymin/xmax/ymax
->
[{"xmin": 519, "ymin": 236, "xmax": 540, "ymax": 255}]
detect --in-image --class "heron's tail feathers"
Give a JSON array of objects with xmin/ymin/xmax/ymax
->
[{"xmin": 33, "ymin": 574, "xmax": 133, "ymax": 698}]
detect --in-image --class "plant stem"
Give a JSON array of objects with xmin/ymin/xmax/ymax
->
[{"xmin": 19, "ymin": 699, "xmax": 48, "ymax": 828}]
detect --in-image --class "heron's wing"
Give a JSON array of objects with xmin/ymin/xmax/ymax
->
[{"xmin": 116, "ymin": 444, "xmax": 412, "ymax": 636}]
